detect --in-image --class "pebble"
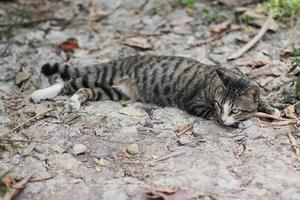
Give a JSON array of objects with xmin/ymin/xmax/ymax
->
[
  {"xmin": 96, "ymin": 147, "xmax": 112, "ymax": 159},
  {"xmin": 72, "ymin": 144, "xmax": 87, "ymax": 155},
  {"xmin": 177, "ymin": 135, "xmax": 193, "ymax": 146},
  {"xmin": 0, "ymin": 116, "xmax": 12, "ymax": 125},
  {"xmin": 126, "ymin": 143, "xmax": 139, "ymax": 155}
]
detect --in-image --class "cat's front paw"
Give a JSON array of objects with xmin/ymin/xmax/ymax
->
[{"xmin": 67, "ymin": 94, "xmax": 81, "ymax": 112}]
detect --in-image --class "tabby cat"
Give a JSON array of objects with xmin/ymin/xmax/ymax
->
[{"xmin": 31, "ymin": 55, "xmax": 279, "ymax": 127}]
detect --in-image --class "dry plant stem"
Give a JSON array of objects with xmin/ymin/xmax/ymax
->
[
  {"xmin": 0, "ymin": 18, "xmax": 69, "ymax": 28},
  {"xmin": 30, "ymin": 174, "xmax": 55, "ymax": 182},
  {"xmin": 122, "ymin": 151, "xmax": 185, "ymax": 164},
  {"xmin": 227, "ymin": 14, "xmax": 273, "ymax": 60},
  {"xmin": 3, "ymin": 174, "xmax": 33, "ymax": 200},
  {"xmin": 177, "ymin": 125, "xmax": 193, "ymax": 136},
  {"xmin": 0, "ymin": 139, "xmax": 41, "ymax": 143},
  {"xmin": 0, "ymin": 108, "xmax": 54, "ymax": 138},
  {"xmin": 287, "ymin": 132, "xmax": 299, "ymax": 155},
  {"xmin": 254, "ymin": 112, "xmax": 286, "ymax": 120}
]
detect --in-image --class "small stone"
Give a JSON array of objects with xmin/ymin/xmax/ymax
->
[
  {"xmin": 96, "ymin": 147, "xmax": 112, "ymax": 159},
  {"xmin": 126, "ymin": 143, "xmax": 139, "ymax": 155},
  {"xmin": 0, "ymin": 116, "xmax": 12, "ymax": 125},
  {"xmin": 177, "ymin": 135, "xmax": 193, "ymax": 146},
  {"xmin": 72, "ymin": 144, "xmax": 87, "ymax": 155},
  {"xmin": 51, "ymin": 144, "xmax": 66, "ymax": 154},
  {"xmin": 143, "ymin": 118, "xmax": 154, "ymax": 128}
]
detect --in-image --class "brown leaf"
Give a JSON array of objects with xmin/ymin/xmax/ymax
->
[
  {"xmin": 122, "ymin": 36, "xmax": 154, "ymax": 50},
  {"xmin": 236, "ymin": 58, "xmax": 271, "ymax": 68},
  {"xmin": 2, "ymin": 177, "xmax": 13, "ymax": 188},
  {"xmin": 283, "ymin": 105, "xmax": 298, "ymax": 120},
  {"xmin": 145, "ymin": 188, "xmax": 190, "ymax": 200},
  {"xmin": 248, "ymin": 65, "xmax": 282, "ymax": 78},
  {"xmin": 90, "ymin": 21, "xmax": 100, "ymax": 32},
  {"xmin": 287, "ymin": 132, "xmax": 299, "ymax": 155},
  {"xmin": 3, "ymin": 174, "xmax": 33, "ymax": 200},
  {"xmin": 210, "ymin": 18, "xmax": 233, "ymax": 33},
  {"xmin": 58, "ymin": 38, "xmax": 79, "ymax": 53},
  {"xmin": 170, "ymin": 16, "xmax": 194, "ymax": 26},
  {"xmin": 15, "ymin": 66, "xmax": 30, "ymax": 86},
  {"xmin": 88, "ymin": 0, "xmax": 106, "ymax": 33},
  {"xmin": 236, "ymin": 143, "xmax": 246, "ymax": 157}
]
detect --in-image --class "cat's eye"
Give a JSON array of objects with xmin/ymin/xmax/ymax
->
[{"xmin": 231, "ymin": 109, "xmax": 240, "ymax": 114}]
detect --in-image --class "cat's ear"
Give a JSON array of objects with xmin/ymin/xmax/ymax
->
[
  {"xmin": 216, "ymin": 69, "xmax": 232, "ymax": 86},
  {"xmin": 241, "ymin": 86, "xmax": 260, "ymax": 103}
]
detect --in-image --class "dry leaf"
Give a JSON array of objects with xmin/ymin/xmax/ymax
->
[
  {"xmin": 145, "ymin": 188, "xmax": 190, "ymax": 200},
  {"xmin": 287, "ymin": 132, "xmax": 299, "ymax": 155},
  {"xmin": 15, "ymin": 66, "xmax": 30, "ymax": 86},
  {"xmin": 3, "ymin": 174, "xmax": 33, "ymax": 200},
  {"xmin": 236, "ymin": 59, "xmax": 271, "ymax": 67},
  {"xmin": 2, "ymin": 177, "xmax": 13, "ymax": 188},
  {"xmin": 90, "ymin": 21, "xmax": 100, "ymax": 32},
  {"xmin": 281, "ymin": 45, "xmax": 300, "ymax": 58},
  {"xmin": 236, "ymin": 143, "xmax": 246, "ymax": 157},
  {"xmin": 58, "ymin": 38, "xmax": 79, "ymax": 53},
  {"xmin": 94, "ymin": 158, "xmax": 106, "ymax": 166},
  {"xmin": 122, "ymin": 36, "xmax": 154, "ymax": 50},
  {"xmin": 210, "ymin": 18, "xmax": 233, "ymax": 33},
  {"xmin": 283, "ymin": 105, "xmax": 298, "ymax": 120},
  {"xmin": 170, "ymin": 16, "xmax": 194, "ymax": 26},
  {"xmin": 133, "ymin": 10, "xmax": 143, "ymax": 16},
  {"xmin": 88, "ymin": 0, "xmax": 106, "ymax": 33},
  {"xmin": 119, "ymin": 107, "xmax": 142, "ymax": 116},
  {"xmin": 241, "ymin": 5, "xmax": 278, "ymax": 31},
  {"xmin": 258, "ymin": 76, "xmax": 274, "ymax": 87},
  {"xmin": 271, "ymin": 119, "xmax": 296, "ymax": 126},
  {"xmin": 248, "ymin": 65, "xmax": 282, "ymax": 78}
]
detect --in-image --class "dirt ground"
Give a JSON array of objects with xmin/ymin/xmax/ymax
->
[{"xmin": 0, "ymin": 0, "xmax": 300, "ymax": 199}]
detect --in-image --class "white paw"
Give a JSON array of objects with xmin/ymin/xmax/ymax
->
[
  {"xmin": 31, "ymin": 89, "xmax": 46, "ymax": 103},
  {"xmin": 68, "ymin": 94, "xmax": 81, "ymax": 111},
  {"xmin": 238, "ymin": 120, "xmax": 252, "ymax": 129},
  {"xmin": 271, "ymin": 108, "xmax": 280, "ymax": 117}
]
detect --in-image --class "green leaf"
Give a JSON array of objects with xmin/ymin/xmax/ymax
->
[
  {"xmin": 291, "ymin": 45, "xmax": 300, "ymax": 56},
  {"xmin": 289, "ymin": 59, "xmax": 300, "ymax": 73},
  {"xmin": 296, "ymin": 76, "xmax": 300, "ymax": 93}
]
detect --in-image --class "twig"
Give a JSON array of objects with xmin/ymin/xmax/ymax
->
[
  {"xmin": 0, "ymin": 18, "xmax": 70, "ymax": 28},
  {"xmin": 177, "ymin": 125, "xmax": 193, "ymax": 136},
  {"xmin": 254, "ymin": 112, "xmax": 286, "ymax": 121},
  {"xmin": 0, "ymin": 139, "xmax": 41, "ymax": 143},
  {"xmin": 287, "ymin": 132, "xmax": 299, "ymax": 155},
  {"xmin": 191, "ymin": 33, "xmax": 223, "ymax": 47},
  {"xmin": 122, "ymin": 151, "xmax": 185, "ymax": 164},
  {"xmin": 0, "ymin": 108, "xmax": 54, "ymax": 138},
  {"xmin": 227, "ymin": 13, "xmax": 273, "ymax": 60},
  {"xmin": 3, "ymin": 174, "xmax": 33, "ymax": 200},
  {"xmin": 29, "ymin": 174, "xmax": 55, "ymax": 182},
  {"xmin": 151, "ymin": 151, "xmax": 185, "ymax": 163}
]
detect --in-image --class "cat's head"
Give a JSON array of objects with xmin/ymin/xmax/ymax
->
[{"xmin": 214, "ymin": 69, "xmax": 259, "ymax": 127}]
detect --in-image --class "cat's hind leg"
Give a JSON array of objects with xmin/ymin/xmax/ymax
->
[{"xmin": 31, "ymin": 82, "xmax": 64, "ymax": 103}]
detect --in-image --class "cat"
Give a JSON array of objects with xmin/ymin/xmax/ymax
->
[{"xmin": 31, "ymin": 55, "xmax": 280, "ymax": 127}]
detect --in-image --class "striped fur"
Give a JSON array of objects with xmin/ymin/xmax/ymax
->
[{"xmin": 31, "ymin": 55, "xmax": 279, "ymax": 127}]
